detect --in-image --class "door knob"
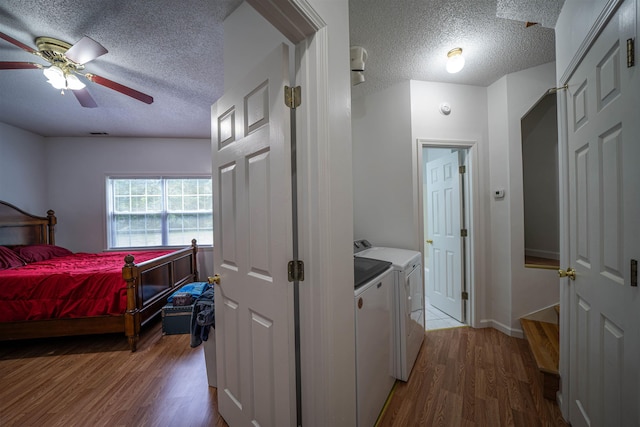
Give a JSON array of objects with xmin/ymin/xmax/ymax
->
[
  {"xmin": 426, "ymin": 239, "xmax": 433, "ymax": 244},
  {"xmin": 558, "ymin": 268, "xmax": 576, "ymax": 280},
  {"xmin": 208, "ymin": 274, "xmax": 221, "ymax": 285}
]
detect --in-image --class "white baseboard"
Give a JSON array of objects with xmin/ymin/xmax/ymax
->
[{"xmin": 478, "ymin": 319, "xmax": 524, "ymax": 339}]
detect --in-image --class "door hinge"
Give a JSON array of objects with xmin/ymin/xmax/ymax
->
[
  {"xmin": 459, "ymin": 165, "xmax": 466, "ymax": 174},
  {"xmin": 288, "ymin": 260, "xmax": 305, "ymax": 282},
  {"xmin": 461, "ymin": 291, "xmax": 469, "ymax": 300},
  {"xmin": 461, "ymin": 229, "xmax": 468, "ymax": 237},
  {"xmin": 627, "ymin": 38, "xmax": 635, "ymax": 68},
  {"xmin": 285, "ymin": 86, "xmax": 301, "ymax": 109}
]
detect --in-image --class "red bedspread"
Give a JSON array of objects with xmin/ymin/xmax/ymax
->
[{"xmin": 0, "ymin": 250, "xmax": 173, "ymax": 322}]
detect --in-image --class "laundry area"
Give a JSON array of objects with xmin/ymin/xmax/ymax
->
[{"xmin": 353, "ymin": 239, "xmax": 424, "ymax": 427}]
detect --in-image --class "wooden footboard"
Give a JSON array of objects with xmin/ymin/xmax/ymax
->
[
  {"xmin": 0, "ymin": 201, "xmax": 200, "ymax": 351},
  {"xmin": 122, "ymin": 239, "xmax": 199, "ymax": 351}
]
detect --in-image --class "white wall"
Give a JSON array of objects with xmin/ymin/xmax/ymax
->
[
  {"xmin": 353, "ymin": 64, "xmax": 560, "ymax": 335},
  {"xmin": 352, "ymin": 81, "xmax": 490, "ymax": 252},
  {"xmin": 223, "ymin": 2, "xmax": 291, "ymax": 91},
  {"xmin": 410, "ymin": 80, "xmax": 491, "ymax": 328},
  {"xmin": 352, "ymin": 81, "xmax": 413, "ymax": 248},
  {"xmin": 44, "ymin": 137, "xmax": 213, "ymax": 277},
  {"xmin": 555, "ymin": 0, "xmax": 611, "ymax": 80},
  {"xmin": 486, "ymin": 77, "xmax": 512, "ymax": 332},
  {"xmin": 0, "ymin": 123, "xmax": 48, "ymax": 214},
  {"xmin": 488, "ymin": 61, "xmax": 559, "ymax": 334},
  {"xmin": 297, "ymin": 1, "xmax": 356, "ymax": 424}
]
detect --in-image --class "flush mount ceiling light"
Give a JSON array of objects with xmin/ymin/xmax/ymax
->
[{"xmin": 446, "ymin": 47, "xmax": 465, "ymax": 74}]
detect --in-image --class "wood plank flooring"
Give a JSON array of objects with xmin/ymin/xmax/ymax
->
[
  {"xmin": 378, "ymin": 327, "xmax": 568, "ymax": 426},
  {"xmin": 1, "ymin": 320, "xmax": 567, "ymax": 426},
  {"xmin": 524, "ymin": 256, "xmax": 560, "ymax": 269},
  {"xmin": 0, "ymin": 318, "xmax": 227, "ymax": 427}
]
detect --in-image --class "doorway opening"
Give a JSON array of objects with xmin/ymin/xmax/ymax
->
[
  {"xmin": 418, "ymin": 142, "xmax": 474, "ymax": 331},
  {"xmin": 521, "ymin": 92, "xmax": 560, "ymax": 269}
]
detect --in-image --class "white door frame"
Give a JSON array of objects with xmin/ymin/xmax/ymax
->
[
  {"xmin": 417, "ymin": 138, "xmax": 478, "ymax": 328},
  {"xmin": 243, "ymin": 1, "xmax": 357, "ymax": 425},
  {"xmin": 424, "ymin": 149, "xmax": 464, "ymax": 323}
]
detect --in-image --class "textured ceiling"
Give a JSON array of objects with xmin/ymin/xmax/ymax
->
[
  {"xmin": 0, "ymin": 0, "xmax": 242, "ymax": 138},
  {"xmin": 497, "ymin": 0, "xmax": 564, "ymax": 28},
  {"xmin": 0, "ymin": 0, "xmax": 562, "ymax": 138},
  {"xmin": 349, "ymin": 0, "xmax": 560, "ymax": 99}
]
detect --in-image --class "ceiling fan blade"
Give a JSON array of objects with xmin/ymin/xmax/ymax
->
[
  {"xmin": 0, "ymin": 61, "xmax": 41, "ymax": 70},
  {"xmin": 72, "ymin": 88, "xmax": 98, "ymax": 108},
  {"xmin": 0, "ymin": 31, "xmax": 37, "ymax": 54},
  {"xmin": 85, "ymin": 73, "xmax": 153, "ymax": 104},
  {"xmin": 65, "ymin": 36, "xmax": 108, "ymax": 64}
]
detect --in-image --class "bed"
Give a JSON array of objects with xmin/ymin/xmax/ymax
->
[{"xmin": 0, "ymin": 200, "xmax": 199, "ymax": 351}]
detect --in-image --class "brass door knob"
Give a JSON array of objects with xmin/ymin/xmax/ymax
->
[
  {"xmin": 558, "ymin": 268, "xmax": 576, "ymax": 280},
  {"xmin": 426, "ymin": 239, "xmax": 433, "ymax": 244},
  {"xmin": 208, "ymin": 274, "xmax": 221, "ymax": 285}
]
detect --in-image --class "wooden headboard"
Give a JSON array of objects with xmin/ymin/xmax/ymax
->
[{"xmin": 0, "ymin": 200, "xmax": 56, "ymax": 246}]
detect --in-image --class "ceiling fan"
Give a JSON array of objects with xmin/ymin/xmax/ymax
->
[{"xmin": 0, "ymin": 31, "xmax": 153, "ymax": 108}]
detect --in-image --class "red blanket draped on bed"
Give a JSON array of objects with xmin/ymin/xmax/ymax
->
[{"xmin": 0, "ymin": 250, "xmax": 173, "ymax": 322}]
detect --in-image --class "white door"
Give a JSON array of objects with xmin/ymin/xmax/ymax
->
[
  {"xmin": 565, "ymin": 2, "xmax": 639, "ymax": 426},
  {"xmin": 426, "ymin": 151, "xmax": 464, "ymax": 322},
  {"xmin": 212, "ymin": 44, "xmax": 295, "ymax": 427}
]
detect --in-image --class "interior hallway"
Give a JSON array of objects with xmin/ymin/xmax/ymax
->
[
  {"xmin": 378, "ymin": 327, "xmax": 568, "ymax": 426},
  {"xmin": 1, "ymin": 316, "xmax": 567, "ymax": 426}
]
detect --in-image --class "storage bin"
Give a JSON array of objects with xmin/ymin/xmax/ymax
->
[{"xmin": 161, "ymin": 303, "xmax": 193, "ymax": 335}]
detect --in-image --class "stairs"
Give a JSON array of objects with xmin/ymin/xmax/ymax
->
[{"xmin": 520, "ymin": 306, "xmax": 560, "ymax": 400}]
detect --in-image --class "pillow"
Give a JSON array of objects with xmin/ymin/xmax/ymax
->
[
  {"xmin": 0, "ymin": 246, "xmax": 26, "ymax": 269},
  {"xmin": 13, "ymin": 244, "xmax": 73, "ymax": 263}
]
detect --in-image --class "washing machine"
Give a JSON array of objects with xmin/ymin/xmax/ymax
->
[
  {"xmin": 353, "ymin": 257, "xmax": 395, "ymax": 427},
  {"xmin": 354, "ymin": 239, "xmax": 425, "ymax": 381}
]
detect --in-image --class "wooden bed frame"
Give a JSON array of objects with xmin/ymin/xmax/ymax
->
[{"xmin": 0, "ymin": 200, "xmax": 199, "ymax": 351}]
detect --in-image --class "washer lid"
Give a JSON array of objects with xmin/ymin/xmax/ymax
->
[
  {"xmin": 355, "ymin": 247, "xmax": 421, "ymax": 269},
  {"xmin": 354, "ymin": 257, "xmax": 391, "ymax": 289}
]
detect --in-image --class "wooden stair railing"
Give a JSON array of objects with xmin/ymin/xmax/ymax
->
[{"xmin": 520, "ymin": 317, "xmax": 560, "ymax": 400}]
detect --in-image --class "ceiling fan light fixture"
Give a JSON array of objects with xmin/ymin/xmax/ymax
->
[
  {"xmin": 43, "ymin": 65, "xmax": 68, "ymax": 90},
  {"xmin": 46, "ymin": 79, "xmax": 66, "ymax": 90},
  {"xmin": 43, "ymin": 65, "xmax": 64, "ymax": 82},
  {"xmin": 66, "ymin": 74, "xmax": 85, "ymax": 90},
  {"xmin": 446, "ymin": 47, "xmax": 465, "ymax": 74}
]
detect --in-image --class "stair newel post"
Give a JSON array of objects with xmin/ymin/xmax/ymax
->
[{"xmin": 122, "ymin": 254, "xmax": 140, "ymax": 352}]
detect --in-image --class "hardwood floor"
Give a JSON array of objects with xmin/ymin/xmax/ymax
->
[
  {"xmin": 378, "ymin": 327, "xmax": 568, "ymax": 427},
  {"xmin": 1, "ymin": 320, "xmax": 567, "ymax": 426},
  {"xmin": 0, "ymin": 318, "xmax": 227, "ymax": 427},
  {"xmin": 524, "ymin": 255, "xmax": 560, "ymax": 269}
]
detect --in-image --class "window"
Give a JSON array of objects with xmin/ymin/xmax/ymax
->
[{"xmin": 107, "ymin": 177, "xmax": 213, "ymax": 248}]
